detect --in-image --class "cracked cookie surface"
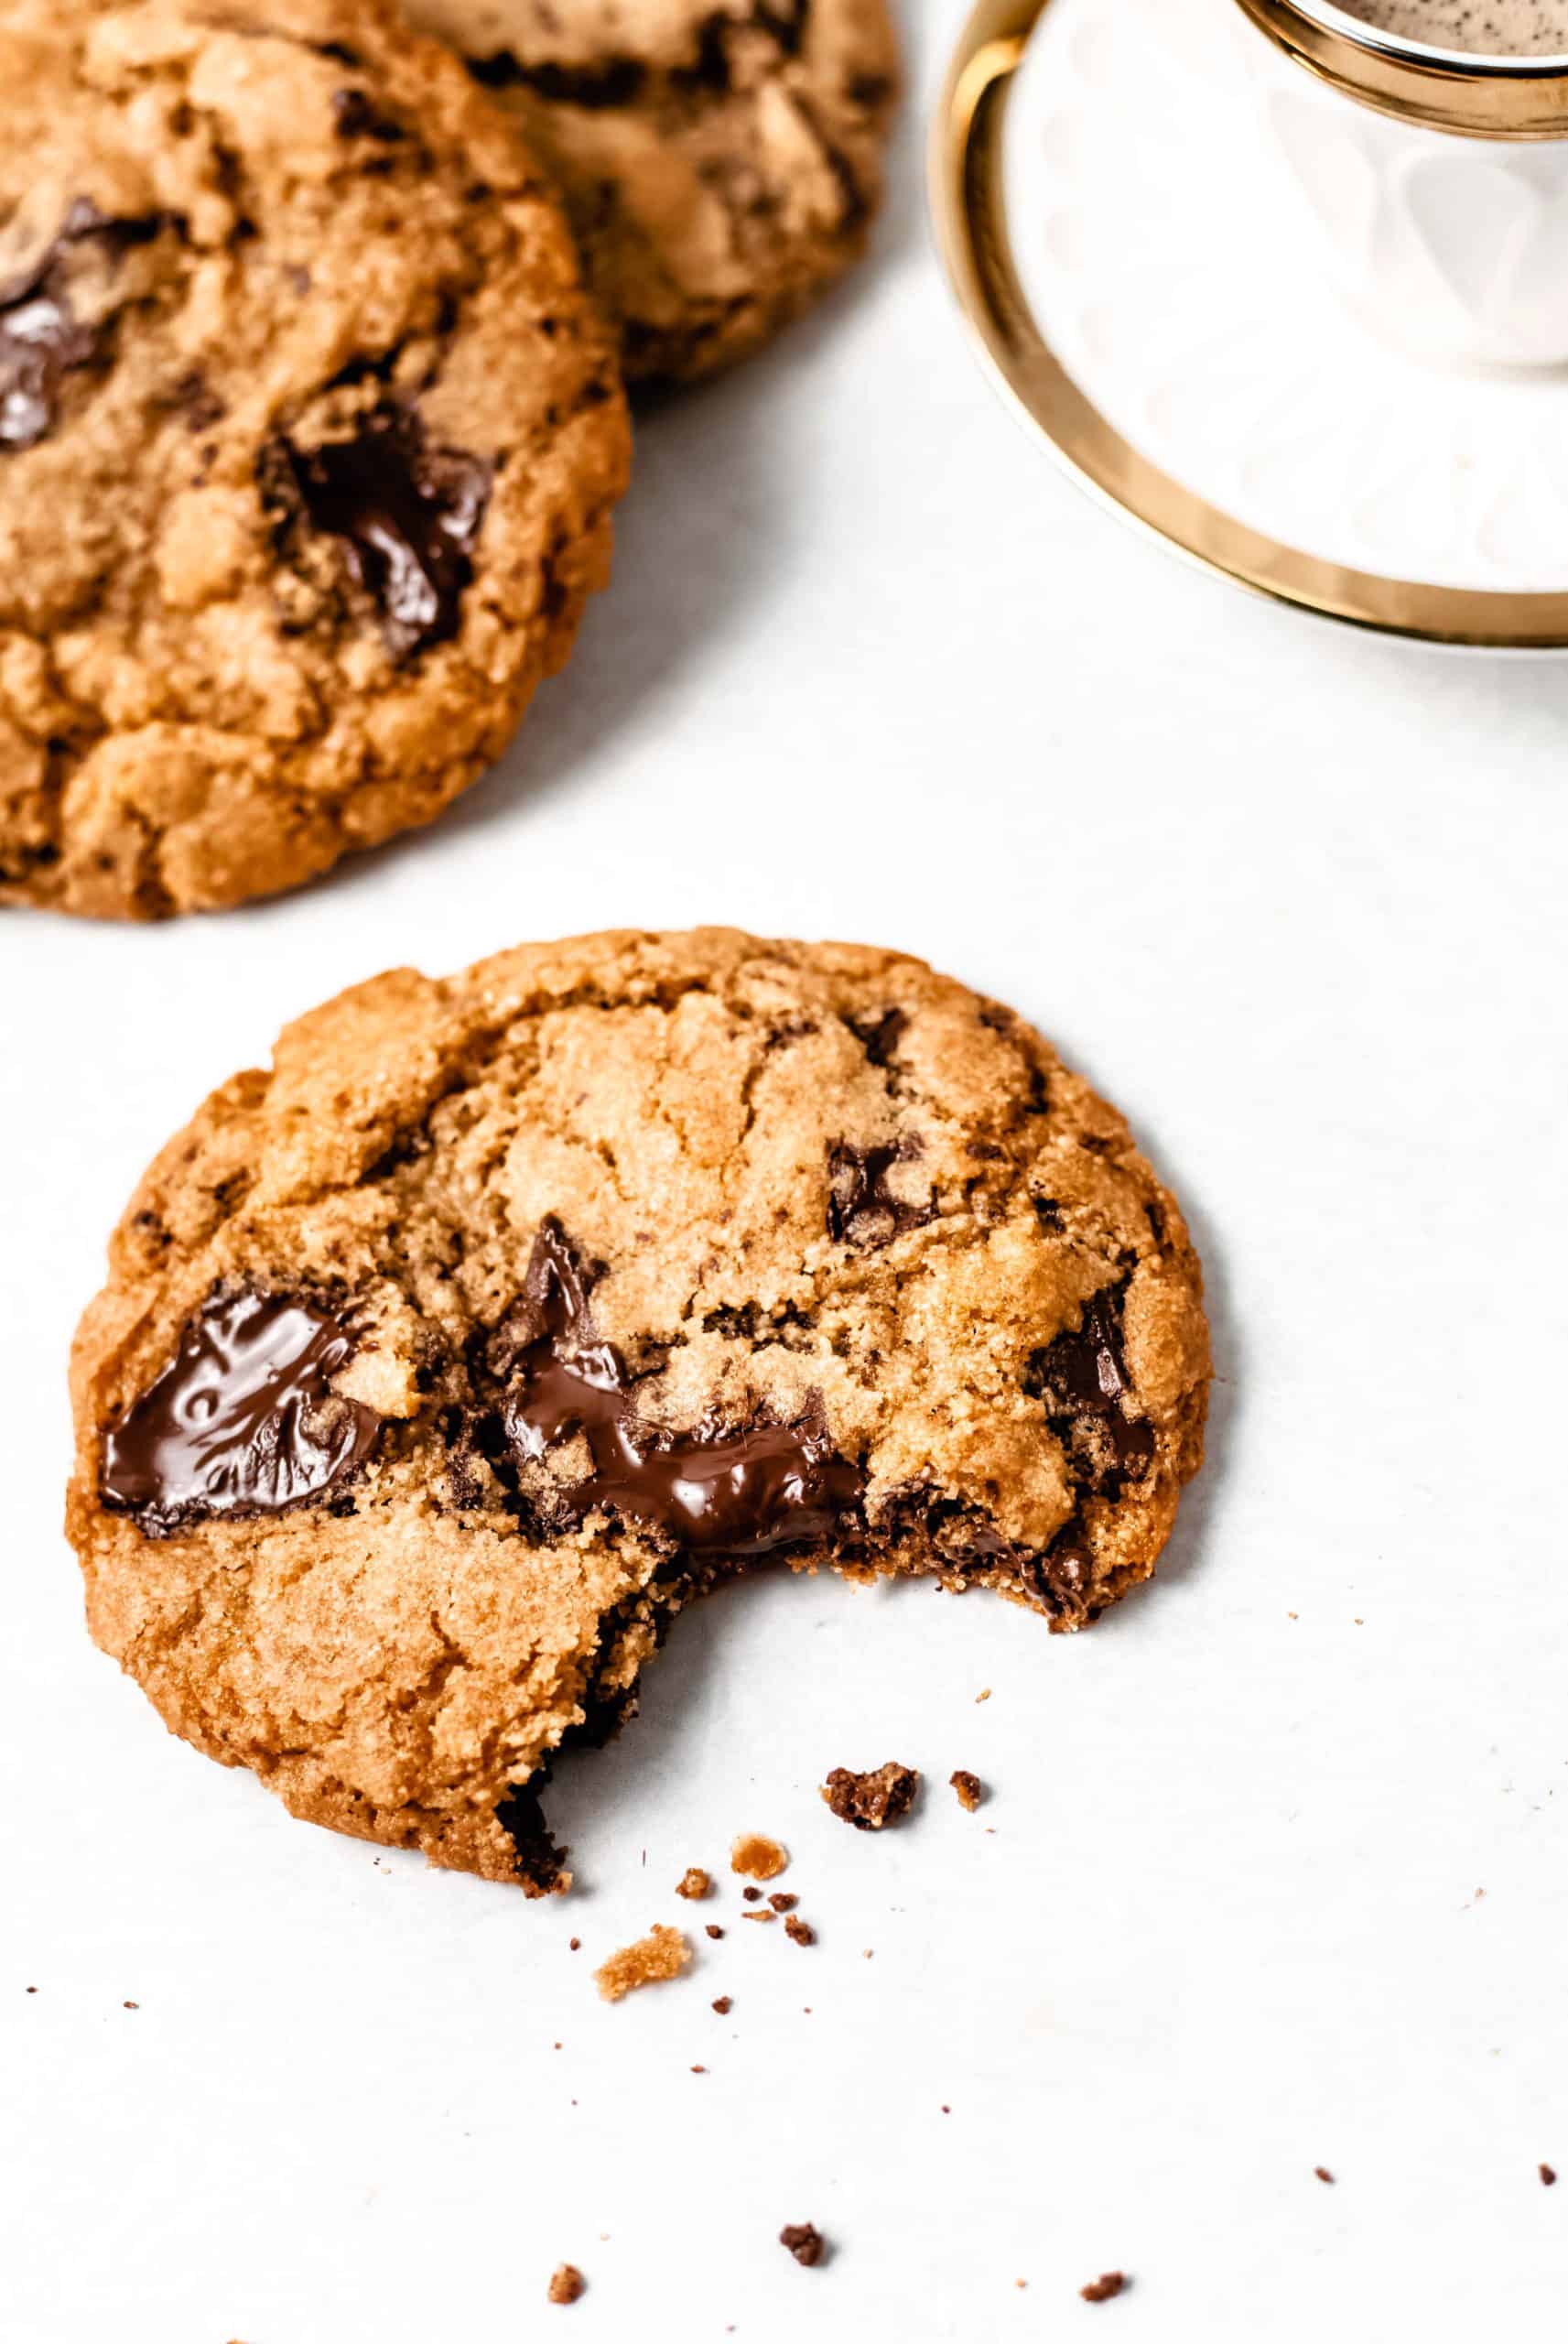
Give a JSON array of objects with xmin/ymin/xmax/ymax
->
[
  {"xmin": 403, "ymin": 0, "xmax": 900, "ymax": 384},
  {"xmin": 68, "ymin": 928, "xmax": 1211, "ymax": 1887},
  {"xmin": 0, "ymin": 0, "xmax": 630, "ymax": 918}
]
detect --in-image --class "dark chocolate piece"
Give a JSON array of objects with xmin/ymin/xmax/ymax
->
[
  {"xmin": 780, "ymin": 2222, "xmax": 826, "ymax": 2267},
  {"xmin": 101, "ymin": 1289, "xmax": 380, "ymax": 1535},
  {"xmin": 1027, "ymin": 1285, "xmax": 1154, "ymax": 1494},
  {"xmin": 1080, "ymin": 2273, "xmax": 1128, "ymax": 2304},
  {"xmin": 486, "ymin": 1220, "xmax": 862, "ymax": 1556},
  {"xmin": 826, "ymin": 1139, "xmax": 935, "ymax": 1249},
  {"xmin": 278, "ymin": 406, "xmax": 492, "ymax": 659},
  {"xmin": 821, "ymin": 1761, "xmax": 919, "ymax": 1831},
  {"xmin": 331, "ymin": 87, "xmax": 407, "ymax": 141},
  {"xmin": 1, "ymin": 202, "xmax": 160, "ymax": 452}
]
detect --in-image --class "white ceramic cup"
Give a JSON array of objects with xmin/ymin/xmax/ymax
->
[{"xmin": 1232, "ymin": 0, "xmax": 1568, "ymax": 367}]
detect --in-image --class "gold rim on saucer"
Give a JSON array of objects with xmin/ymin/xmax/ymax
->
[
  {"xmin": 930, "ymin": 0, "xmax": 1568, "ymax": 647},
  {"xmin": 1235, "ymin": 0, "xmax": 1568, "ymax": 140}
]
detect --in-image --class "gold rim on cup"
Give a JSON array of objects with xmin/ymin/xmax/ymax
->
[
  {"xmin": 1234, "ymin": 0, "xmax": 1568, "ymax": 140},
  {"xmin": 930, "ymin": 0, "xmax": 1568, "ymax": 648}
]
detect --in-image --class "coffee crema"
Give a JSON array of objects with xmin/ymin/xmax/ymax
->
[{"xmin": 1336, "ymin": 1, "xmax": 1568, "ymax": 54}]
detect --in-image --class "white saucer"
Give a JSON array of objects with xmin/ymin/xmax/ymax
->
[{"xmin": 935, "ymin": 0, "xmax": 1568, "ymax": 642}]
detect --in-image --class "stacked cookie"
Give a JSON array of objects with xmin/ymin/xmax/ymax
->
[{"xmin": 0, "ymin": 0, "xmax": 899, "ymax": 917}]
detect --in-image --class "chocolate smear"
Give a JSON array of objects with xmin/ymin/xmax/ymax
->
[
  {"xmin": 486, "ymin": 1220, "xmax": 862, "ymax": 1556},
  {"xmin": 101, "ymin": 1289, "xmax": 381, "ymax": 1535}
]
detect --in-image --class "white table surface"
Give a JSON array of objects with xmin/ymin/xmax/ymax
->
[{"xmin": 5, "ymin": 6, "xmax": 1566, "ymax": 2338}]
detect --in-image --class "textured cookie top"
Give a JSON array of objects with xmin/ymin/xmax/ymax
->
[
  {"xmin": 404, "ymin": 0, "xmax": 900, "ymax": 382},
  {"xmin": 0, "ymin": 0, "xmax": 629, "ymax": 917},
  {"xmin": 69, "ymin": 931, "xmax": 1211, "ymax": 1887}
]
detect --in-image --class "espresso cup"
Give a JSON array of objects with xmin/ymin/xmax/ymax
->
[{"xmin": 1233, "ymin": 0, "xmax": 1568, "ymax": 365}]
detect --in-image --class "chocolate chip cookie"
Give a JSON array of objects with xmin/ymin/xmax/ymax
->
[
  {"xmin": 0, "ymin": 0, "xmax": 630, "ymax": 918},
  {"xmin": 68, "ymin": 929, "xmax": 1211, "ymax": 1888},
  {"xmin": 403, "ymin": 0, "xmax": 900, "ymax": 384}
]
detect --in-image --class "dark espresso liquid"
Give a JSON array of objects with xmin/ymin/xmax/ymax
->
[{"xmin": 1337, "ymin": 2, "xmax": 1568, "ymax": 52}]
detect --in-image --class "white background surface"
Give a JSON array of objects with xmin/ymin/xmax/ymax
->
[{"xmin": 4, "ymin": 4, "xmax": 1566, "ymax": 2338}]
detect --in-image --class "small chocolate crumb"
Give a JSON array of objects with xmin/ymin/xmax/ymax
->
[
  {"xmin": 594, "ymin": 1923, "xmax": 691, "ymax": 2002},
  {"xmin": 25, "ymin": 1986, "xmax": 37, "ymax": 1994},
  {"xmin": 769, "ymin": 1892, "xmax": 798, "ymax": 1912},
  {"xmin": 123, "ymin": 2001, "xmax": 139, "ymax": 2011},
  {"xmin": 705, "ymin": 1924, "xmax": 725, "ymax": 1940},
  {"xmin": 676, "ymin": 1866, "xmax": 712, "ymax": 1900},
  {"xmin": 784, "ymin": 1915, "xmax": 816, "ymax": 1947},
  {"xmin": 568, "ymin": 1937, "xmax": 580, "ymax": 1951},
  {"xmin": 1314, "ymin": 2167, "xmax": 1335, "ymax": 2185},
  {"xmin": 1080, "ymin": 2273, "xmax": 1127, "ymax": 2304},
  {"xmin": 546, "ymin": 2263, "xmax": 585, "ymax": 2306},
  {"xmin": 742, "ymin": 1885, "xmax": 762, "ymax": 1903},
  {"xmin": 950, "ymin": 1770, "xmax": 984, "ymax": 1812},
  {"xmin": 712, "ymin": 1995, "xmax": 733, "ymax": 2014},
  {"xmin": 1542, "ymin": 2163, "xmax": 1558, "ymax": 2187},
  {"xmin": 731, "ymin": 1833, "xmax": 788, "ymax": 1881},
  {"xmin": 780, "ymin": 2222, "xmax": 827, "ymax": 2267},
  {"xmin": 690, "ymin": 2063, "xmax": 706, "ymax": 2074},
  {"xmin": 822, "ymin": 1761, "xmax": 920, "ymax": 1830}
]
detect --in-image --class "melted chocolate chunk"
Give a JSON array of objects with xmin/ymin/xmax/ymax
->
[
  {"xmin": 1027, "ymin": 1286, "xmax": 1155, "ymax": 1495},
  {"xmin": 486, "ymin": 1221, "xmax": 862, "ymax": 1556},
  {"xmin": 0, "ymin": 203, "xmax": 161, "ymax": 453},
  {"xmin": 847, "ymin": 1005, "xmax": 907, "ymax": 1068},
  {"xmin": 826, "ymin": 1140, "xmax": 935, "ymax": 1249},
  {"xmin": 278, "ymin": 407, "xmax": 492, "ymax": 659},
  {"xmin": 101, "ymin": 1289, "xmax": 381, "ymax": 1536},
  {"xmin": 331, "ymin": 87, "xmax": 407, "ymax": 141},
  {"xmin": 470, "ymin": 50, "xmax": 646, "ymax": 106}
]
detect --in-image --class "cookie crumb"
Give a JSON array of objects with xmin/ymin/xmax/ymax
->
[
  {"xmin": 1080, "ymin": 2273, "xmax": 1127, "ymax": 2303},
  {"xmin": 1542, "ymin": 2163, "xmax": 1558, "ymax": 2187},
  {"xmin": 950, "ymin": 1770, "xmax": 984, "ymax": 1811},
  {"xmin": 705, "ymin": 1924, "xmax": 725, "ymax": 1940},
  {"xmin": 568, "ymin": 1937, "xmax": 580, "ymax": 1951},
  {"xmin": 712, "ymin": 1995, "xmax": 733, "ymax": 2014},
  {"xmin": 769, "ymin": 1892, "xmax": 798, "ymax": 1912},
  {"xmin": 594, "ymin": 1923, "xmax": 691, "ymax": 2002},
  {"xmin": 676, "ymin": 1867, "xmax": 712, "ymax": 1900},
  {"xmin": 784, "ymin": 1915, "xmax": 816, "ymax": 1947},
  {"xmin": 122, "ymin": 2001, "xmax": 139, "ymax": 2011},
  {"xmin": 741, "ymin": 1908, "xmax": 776, "ymax": 1925},
  {"xmin": 690, "ymin": 2063, "xmax": 706, "ymax": 2074},
  {"xmin": 742, "ymin": 1884, "xmax": 762, "ymax": 1903},
  {"xmin": 976, "ymin": 1687, "xmax": 991, "ymax": 1703},
  {"xmin": 732, "ymin": 1834, "xmax": 788, "ymax": 1881},
  {"xmin": 780, "ymin": 2222, "xmax": 827, "ymax": 2267},
  {"xmin": 547, "ymin": 2264, "xmax": 585, "ymax": 2306},
  {"xmin": 821, "ymin": 1762, "xmax": 920, "ymax": 1830},
  {"xmin": 1314, "ymin": 2167, "xmax": 1334, "ymax": 2185}
]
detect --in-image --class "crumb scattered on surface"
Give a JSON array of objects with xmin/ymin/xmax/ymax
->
[
  {"xmin": 950, "ymin": 1770, "xmax": 984, "ymax": 1811},
  {"xmin": 568, "ymin": 1937, "xmax": 581, "ymax": 1951},
  {"xmin": 1080, "ymin": 2273, "xmax": 1127, "ymax": 2303},
  {"xmin": 780, "ymin": 2222, "xmax": 827, "ymax": 2267},
  {"xmin": 731, "ymin": 1834, "xmax": 788, "ymax": 1881},
  {"xmin": 784, "ymin": 1915, "xmax": 816, "ymax": 1947},
  {"xmin": 123, "ymin": 2001, "xmax": 139, "ymax": 2010},
  {"xmin": 822, "ymin": 1762, "xmax": 920, "ymax": 1830},
  {"xmin": 547, "ymin": 2264, "xmax": 585, "ymax": 2306},
  {"xmin": 1542, "ymin": 2164, "xmax": 1558, "ymax": 2187},
  {"xmin": 1314, "ymin": 2167, "xmax": 1334, "ymax": 2185},
  {"xmin": 769, "ymin": 1892, "xmax": 798, "ymax": 1911},
  {"xmin": 705, "ymin": 1924, "xmax": 725, "ymax": 1940},
  {"xmin": 743, "ymin": 1884, "xmax": 763, "ymax": 1903},
  {"xmin": 742, "ymin": 1908, "xmax": 777, "ymax": 1925},
  {"xmin": 690, "ymin": 2063, "xmax": 706, "ymax": 2074},
  {"xmin": 594, "ymin": 1924, "xmax": 691, "ymax": 2002},
  {"xmin": 676, "ymin": 1867, "xmax": 712, "ymax": 1900},
  {"xmin": 712, "ymin": 1995, "xmax": 733, "ymax": 2014},
  {"xmin": 976, "ymin": 1688, "xmax": 991, "ymax": 1703}
]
